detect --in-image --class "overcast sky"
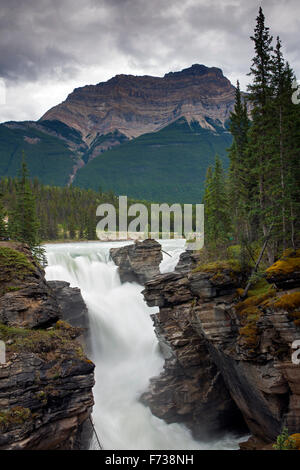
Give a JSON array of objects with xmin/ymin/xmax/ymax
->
[{"xmin": 0, "ymin": 0, "xmax": 299, "ymax": 123}]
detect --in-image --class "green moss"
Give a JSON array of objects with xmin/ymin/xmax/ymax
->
[
  {"xmin": 266, "ymin": 249, "xmax": 300, "ymax": 278},
  {"xmin": 236, "ymin": 289, "xmax": 276, "ymax": 351},
  {"xmin": 247, "ymin": 278, "xmax": 273, "ymax": 297},
  {"xmin": 4, "ymin": 286, "xmax": 22, "ymax": 293},
  {"xmin": 236, "ymin": 290, "xmax": 275, "ymax": 316},
  {"xmin": 0, "ymin": 407, "xmax": 32, "ymax": 431},
  {"xmin": 0, "ymin": 321, "xmax": 84, "ymax": 361},
  {"xmin": 193, "ymin": 259, "xmax": 242, "ymax": 274},
  {"xmin": 239, "ymin": 321, "xmax": 259, "ymax": 348},
  {"xmin": 0, "ymin": 247, "xmax": 35, "ymax": 294},
  {"xmin": 35, "ymin": 390, "xmax": 48, "ymax": 405},
  {"xmin": 273, "ymin": 292, "xmax": 300, "ymax": 312}
]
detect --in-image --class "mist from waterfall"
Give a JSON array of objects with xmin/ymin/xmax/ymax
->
[{"xmin": 45, "ymin": 240, "xmax": 241, "ymax": 450}]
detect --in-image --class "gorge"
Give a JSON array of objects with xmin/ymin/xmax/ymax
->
[{"xmin": 44, "ymin": 240, "xmax": 244, "ymax": 450}]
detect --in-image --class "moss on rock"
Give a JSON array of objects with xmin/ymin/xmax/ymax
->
[
  {"xmin": 193, "ymin": 259, "xmax": 242, "ymax": 274},
  {"xmin": 266, "ymin": 249, "xmax": 300, "ymax": 278},
  {"xmin": 0, "ymin": 321, "xmax": 85, "ymax": 361},
  {"xmin": 0, "ymin": 246, "xmax": 35, "ymax": 295},
  {"xmin": 0, "ymin": 407, "xmax": 32, "ymax": 432}
]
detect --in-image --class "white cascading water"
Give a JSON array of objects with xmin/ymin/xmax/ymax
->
[{"xmin": 45, "ymin": 240, "xmax": 241, "ymax": 450}]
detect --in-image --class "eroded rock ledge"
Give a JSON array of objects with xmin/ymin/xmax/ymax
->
[
  {"xmin": 142, "ymin": 250, "xmax": 300, "ymax": 446},
  {"xmin": 110, "ymin": 239, "xmax": 162, "ymax": 284},
  {"xmin": 0, "ymin": 242, "xmax": 94, "ymax": 450}
]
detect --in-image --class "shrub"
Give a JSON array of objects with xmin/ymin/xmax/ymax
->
[{"xmin": 273, "ymin": 427, "xmax": 297, "ymax": 450}]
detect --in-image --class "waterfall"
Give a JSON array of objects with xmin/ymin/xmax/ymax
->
[{"xmin": 45, "ymin": 240, "xmax": 241, "ymax": 450}]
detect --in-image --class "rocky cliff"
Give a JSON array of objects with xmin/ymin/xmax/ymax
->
[
  {"xmin": 0, "ymin": 242, "xmax": 94, "ymax": 450},
  {"xmin": 41, "ymin": 64, "xmax": 236, "ymax": 144},
  {"xmin": 142, "ymin": 249, "xmax": 300, "ymax": 447}
]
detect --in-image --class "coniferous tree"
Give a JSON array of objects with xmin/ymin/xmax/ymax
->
[
  {"xmin": 228, "ymin": 81, "xmax": 252, "ymax": 242},
  {"xmin": 203, "ymin": 166, "xmax": 214, "ymax": 244},
  {"xmin": 247, "ymin": 7, "xmax": 276, "ymax": 262},
  {"xmin": 8, "ymin": 156, "xmax": 46, "ymax": 265},
  {"xmin": 204, "ymin": 156, "xmax": 231, "ymax": 246}
]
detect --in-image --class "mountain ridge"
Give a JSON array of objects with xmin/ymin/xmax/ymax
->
[{"xmin": 40, "ymin": 64, "xmax": 236, "ymax": 143}]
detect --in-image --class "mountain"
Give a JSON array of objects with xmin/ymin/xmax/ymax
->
[
  {"xmin": 0, "ymin": 64, "xmax": 236, "ymax": 201},
  {"xmin": 41, "ymin": 64, "xmax": 235, "ymax": 142},
  {"xmin": 0, "ymin": 120, "xmax": 86, "ymax": 186}
]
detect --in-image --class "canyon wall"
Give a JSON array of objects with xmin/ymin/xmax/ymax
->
[
  {"xmin": 142, "ymin": 249, "xmax": 300, "ymax": 446},
  {"xmin": 0, "ymin": 242, "xmax": 94, "ymax": 450}
]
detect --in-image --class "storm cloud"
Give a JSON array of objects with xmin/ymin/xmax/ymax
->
[{"xmin": 0, "ymin": 0, "xmax": 299, "ymax": 122}]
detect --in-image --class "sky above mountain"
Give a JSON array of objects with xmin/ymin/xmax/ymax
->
[{"xmin": 0, "ymin": 0, "xmax": 299, "ymax": 123}]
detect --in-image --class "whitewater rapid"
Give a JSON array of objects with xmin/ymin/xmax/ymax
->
[{"xmin": 45, "ymin": 240, "xmax": 241, "ymax": 450}]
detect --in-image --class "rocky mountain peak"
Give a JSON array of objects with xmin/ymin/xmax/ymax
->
[
  {"xmin": 164, "ymin": 63, "xmax": 223, "ymax": 79},
  {"xmin": 40, "ymin": 64, "xmax": 236, "ymax": 143}
]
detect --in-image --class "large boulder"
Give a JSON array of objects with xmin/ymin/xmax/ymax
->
[
  {"xmin": 110, "ymin": 239, "xmax": 162, "ymax": 284},
  {"xmin": 48, "ymin": 281, "xmax": 89, "ymax": 329}
]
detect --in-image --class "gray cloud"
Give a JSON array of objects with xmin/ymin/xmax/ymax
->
[{"xmin": 0, "ymin": 0, "xmax": 299, "ymax": 122}]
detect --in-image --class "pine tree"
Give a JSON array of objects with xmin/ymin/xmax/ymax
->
[
  {"xmin": 8, "ymin": 156, "xmax": 46, "ymax": 265},
  {"xmin": 247, "ymin": 7, "xmax": 276, "ymax": 263},
  {"xmin": 228, "ymin": 81, "xmax": 252, "ymax": 242},
  {"xmin": 203, "ymin": 166, "xmax": 214, "ymax": 244},
  {"xmin": 204, "ymin": 156, "xmax": 231, "ymax": 246}
]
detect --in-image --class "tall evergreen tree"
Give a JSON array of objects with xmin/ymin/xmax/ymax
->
[
  {"xmin": 228, "ymin": 81, "xmax": 252, "ymax": 242},
  {"xmin": 204, "ymin": 156, "xmax": 231, "ymax": 246},
  {"xmin": 8, "ymin": 156, "xmax": 46, "ymax": 264},
  {"xmin": 247, "ymin": 7, "xmax": 276, "ymax": 262}
]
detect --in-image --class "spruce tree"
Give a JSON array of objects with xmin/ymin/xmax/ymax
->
[
  {"xmin": 8, "ymin": 156, "xmax": 46, "ymax": 265},
  {"xmin": 228, "ymin": 81, "xmax": 252, "ymax": 242},
  {"xmin": 204, "ymin": 156, "xmax": 231, "ymax": 247},
  {"xmin": 247, "ymin": 7, "xmax": 276, "ymax": 263}
]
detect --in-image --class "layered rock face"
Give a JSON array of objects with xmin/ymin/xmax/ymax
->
[
  {"xmin": 0, "ymin": 242, "xmax": 95, "ymax": 450},
  {"xmin": 41, "ymin": 64, "xmax": 236, "ymax": 143},
  {"xmin": 47, "ymin": 281, "xmax": 89, "ymax": 329},
  {"xmin": 141, "ymin": 271, "xmax": 245, "ymax": 438},
  {"xmin": 110, "ymin": 239, "xmax": 163, "ymax": 284},
  {"xmin": 142, "ymin": 251, "xmax": 300, "ymax": 445}
]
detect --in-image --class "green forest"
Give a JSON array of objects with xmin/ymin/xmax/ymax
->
[
  {"xmin": 74, "ymin": 117, "xmax": 232, "ymax": 203},
  {"xmin": 0, "ymin": 171, "xmax": 159, "ymax": 244}
]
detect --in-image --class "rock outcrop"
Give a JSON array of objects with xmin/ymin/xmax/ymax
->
[
  {"xmin": 141, "ymin": 270, "xmax": 246, "ymax": 438},
  {"xmin": 48, "ymin": 281, "xmax": 89, "ymax": 329},
  {"xmin": 110, "ymin": 239, "xmax": 163, "ymax": 284},
  {"xmin": 0, "ymin": 242, "xmax": 95, "ymax": 450},
  {"xmin": 175, "ymin": 250, "xmax": 202, "ymax": 274},
  {"xmin": 41, "ymin": 64, "xmax": 236, "ymax": 143},
  {"xmin": 0, "ymin": 242, "xmax": 60, "ymax": 329},
  {"xmin": 142, "ymin": 252, "xmax": 300, "ymax": 445}
]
